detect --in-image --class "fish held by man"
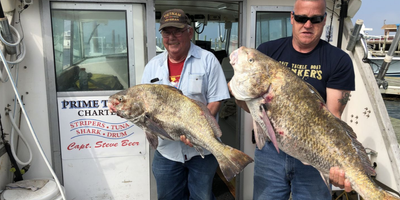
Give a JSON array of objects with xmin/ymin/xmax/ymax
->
[
  {"xmin": 228, "ymin": 46, "xmax": 400, "ymax": 200},
  {"xmin": 107, "ymin": 84, "xmax": 253, "ymax": 181}
]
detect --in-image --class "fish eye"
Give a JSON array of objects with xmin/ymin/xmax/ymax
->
[
  {"xmin": 249, "ymin": 58, "xmax": 254, "ymax": 63},
  {"xmin": 118, "ymin": 97, "xmax": 124, "ymax": 102}
]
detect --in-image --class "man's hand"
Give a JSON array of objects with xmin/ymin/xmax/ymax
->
[
  {"xmin": 180, "ymin": 135, "xmax": 193, "ymax": 147},
  {"xmin": 329, "ymin": 167, "xmax": 352, "ymax": 192}
]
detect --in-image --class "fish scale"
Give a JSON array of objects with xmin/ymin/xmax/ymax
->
[
  {"xmin": 229, "ymin": 46, "xmax": 400, "ymax": 200},
  {"xmin": 108, "ymin": 84, "xmax": 253, "ymax": 181}
]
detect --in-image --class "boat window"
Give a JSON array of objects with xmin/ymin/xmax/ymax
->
[
  {"xmin": 197, "ymin": 21, "xmax": 239, "ymax": 54},
  {"xmin": 155, "ymin": 21, "xmax": 239, "ymax": 55},
  {"xmin": 51, "ymin": 10, "xmax": 129, "ymax": 92},
  {"xmin": 155, "ymin": 23, "xmax": 164, "ymax": 55},
  {"xmin": 255, "ymin": 12, "xmax": 292, "ymax": 48}
]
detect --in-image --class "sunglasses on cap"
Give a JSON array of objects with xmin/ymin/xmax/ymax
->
[{"xmin": 292, "ymin": 12, "xmax": 326, "ymax": 24}]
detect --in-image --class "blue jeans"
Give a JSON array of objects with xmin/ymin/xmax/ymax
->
[
  {"xmin": 253, "ymin": 141, "xmax": 331, "ymax": 200},
  {"xmin": 152, "ymin": 150, "xmax": 218, "ymax": 200}
]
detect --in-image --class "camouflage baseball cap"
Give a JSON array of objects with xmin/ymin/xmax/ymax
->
[{"xmin": 159, "ymin": 9, "xmax": 190, "ymax": 31}]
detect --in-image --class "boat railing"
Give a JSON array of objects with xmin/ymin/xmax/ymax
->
[{"xmin": 374, "ymin": 25, "xmax": 400, "ymax": 89}]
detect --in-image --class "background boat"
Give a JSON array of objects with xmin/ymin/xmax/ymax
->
[{"xmin": 364, "ymin": 24, "xmax": 400, "ymax": 77}]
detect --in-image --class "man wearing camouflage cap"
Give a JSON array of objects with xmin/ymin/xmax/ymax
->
[{"xmin": 141, "ymin": 9, "xmax": 230, "ymax": 200}]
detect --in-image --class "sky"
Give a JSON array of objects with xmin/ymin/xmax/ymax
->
[
  {"xmin": 352, "ymin": 0, "xmax": 400, "ymax": 36},
  {"xmin": 155, "ymin": 1, "xmax": 400, "ymax": 45}
]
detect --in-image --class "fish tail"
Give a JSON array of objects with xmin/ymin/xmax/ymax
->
[{"xmin": 214, "ymin": 145, "xmax": 253, "ymax": 182}]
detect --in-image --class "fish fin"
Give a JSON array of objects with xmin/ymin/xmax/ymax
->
[
  {"xmin": 193, "ymin": 145, "xmax": 205, "ymax": 158},
  {"xmin": 336, "ymin": 118, "xmax": 377, "ymax": 176},
  {"xmin": 260, "ymin": 105, "xmax": 279, "ymax": 153},
  {"xmin": 348, "ymin": 131, "xmax": 377, "ymax": 176},
  {"xmin": 210, "ymin": 117, "xmax": 223, "ymax": 138},
  {"xmin": 144, "ymin": 114, "xmax": 174, "ymax": 141},
  {"xmin": 192, "ymin": 99, "xmax": 223, "ymax": 138},
  {"xmin": 319, "ymin": 172, "xmax": 331, "ymax": 193},
  {"xmin": 246, "ymin": 98, "xmax": 278, "ymax": 152},
  {"xmin": 354, "ymin": 142, "xmax": 376, "ymax": 176},
  {"xmin": 246, "ymin": 98, "xmax": 268, "ymax": 150},
  {"xmin": 214, "ymin": 145, "xmax": 254, "ymax": 181},
  {"xmin": 145, "ymin": 131, "xmax": 158, "ymax": 149}
]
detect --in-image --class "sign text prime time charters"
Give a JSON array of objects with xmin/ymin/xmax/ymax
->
[
  {"xmin": 58, "ymin": 96, "xmax": 146, "ymax": 159},
  {"xmin": 61, "ymin": 99, "xmax": 115, "ymax": 116}
]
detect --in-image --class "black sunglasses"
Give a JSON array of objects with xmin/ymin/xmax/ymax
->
[{"xmin": 292, "ymin": 12, "xmax": 326, "ymax": 24}]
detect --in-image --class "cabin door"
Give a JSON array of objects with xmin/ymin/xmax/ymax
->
[
  {"xmin": 49, "ymin": 2, "xmax": 152, "ymax": 199},
  {"xmin": 239, "ymin": 5, "xmax": 294, "ymax": 199}
]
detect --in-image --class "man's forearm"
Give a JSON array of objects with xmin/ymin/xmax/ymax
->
[{"xmin": 207, "ymin": 101, "xmax": 221, "ymax": 116}]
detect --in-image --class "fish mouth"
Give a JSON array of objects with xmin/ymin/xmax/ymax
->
[
  {"xmin": 107, "ymin": 101, "xmax": 130, "ymax": 119},
  {"xmin": 107, "ymin": 101, "xmax": 117, "ymax": 113},
  {"xmin": 229, "ymin": 48, "xmax": 240, "ymax": 66},
  {"xmin": 111, "ymin": 109, "xmax": 129, "ymax": 119}
]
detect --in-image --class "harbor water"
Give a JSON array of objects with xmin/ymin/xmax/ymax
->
[{"xmin": 383, "ymin": 94, "xmax": 400, "ymax": 144}]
